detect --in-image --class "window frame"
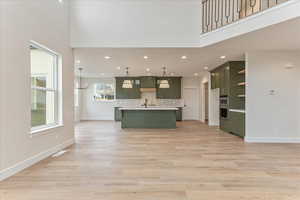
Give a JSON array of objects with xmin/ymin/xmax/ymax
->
[
  {"xmin": 30, "ymin": 41, "xmax": 63, "ymax": 134},
  {"xmin": 93, "ymin": 82, "xmax": 116, "ymax": 102}
]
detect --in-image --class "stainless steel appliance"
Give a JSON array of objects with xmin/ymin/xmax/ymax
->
[{"xmin": 220, "ymin": 96, "xmax": 229, "ymax": 119}]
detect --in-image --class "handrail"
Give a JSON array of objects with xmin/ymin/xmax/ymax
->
[{"xmin": 202, "ymin": 0, "xmax": 290, "ymax": 33}]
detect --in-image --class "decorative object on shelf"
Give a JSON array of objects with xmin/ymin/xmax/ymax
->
[
  {"xmin": 122, "ymin": 67, "xmax": 133, "ymax": 89},
  {"xmin": 76, "ymin": 67, "xmax": 88, "ymax": 90},
  {"xmin": 238, "ymin": 82, "xmax": 246, "ymax": 86},
  {"xmin": 159, "ymin": 67, "xmax": 170, "ymax": 89},
  {"xmin": 238, "ymin": 69, "xmax": 246, "ymax": 74}
]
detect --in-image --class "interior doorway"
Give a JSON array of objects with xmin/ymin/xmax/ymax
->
[{"xmin": 183, "ymin": 88, "xmax": 199, "ymax": 120}]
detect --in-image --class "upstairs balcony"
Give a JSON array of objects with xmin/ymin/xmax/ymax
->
[
  {"xmin": 202, "ymin": 0, "xmax": 291, "ymax": 33},
  {"xmin": 199, "ymin": 0, "xmax": 300, "ymax": 47}
]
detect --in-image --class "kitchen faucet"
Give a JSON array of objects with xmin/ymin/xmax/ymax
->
[{"xmin": 143, "ymin": 98, "xmax": 148, "ymax": 108}]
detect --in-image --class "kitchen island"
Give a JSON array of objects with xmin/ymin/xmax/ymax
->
[{"xmin": 119, "ymin": 107, "xmax": 178, "ymax": 129}]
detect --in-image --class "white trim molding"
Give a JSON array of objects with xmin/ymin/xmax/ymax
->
[
  {"xmin": 0, "ymin": 138, "xmax": 75, "ymax": 181},
  {"xmin": 245, "ymin": 137, "xmax": 300, "ymax": 143}
]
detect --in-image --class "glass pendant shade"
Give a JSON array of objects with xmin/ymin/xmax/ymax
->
[
  {"xmin": 122, "ymin": 80, "xmax": 133, "ymax": 88},
  {"xmin": 159, "ymin": 80, "xmax": 170, "ymax": 88}
]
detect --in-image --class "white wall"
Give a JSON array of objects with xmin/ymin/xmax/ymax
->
[
  {"xmin": 70, "ymin": 0, "xmax": 202, "ymax": 47},
  {"xmin": 0, "ymin": 1, "xmax": 5, "ymax": 171},
  {"xmin": 246, "ymin": 51, "xmax": 300, "ymax": 143},
  {"xmin": 0, "ymin": 0, "xmax": 74, "ymax": 178}
]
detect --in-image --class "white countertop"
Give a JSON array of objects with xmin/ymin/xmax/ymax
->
[
  {"xmin": 119, "ymin": 107, "xmax": 179, "ymax": 111},
  {"xmin": 229, "ymin": 109, "xmax": 246, "ymax": 113}
]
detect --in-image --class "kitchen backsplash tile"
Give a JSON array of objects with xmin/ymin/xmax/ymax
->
[{"xmin": 114, "ymin": 99, "xmax": 184, "ymax": 108}]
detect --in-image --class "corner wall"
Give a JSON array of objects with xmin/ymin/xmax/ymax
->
[
  {"xmin": 0, "ymin": 0, "xmax": 74, "ymax": 179},
  {"xmin": 246, "ymin": 51, "xmax": 300, "ymax": 143},
  {"xmin": 0, "ymin": 1, "xmax": 4, "ymax": 171}
]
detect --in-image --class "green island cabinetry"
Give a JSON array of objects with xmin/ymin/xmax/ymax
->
[
  {"xmin": 115, "ymin": 77, "xmax": 141, "ymax": 99},
  {"xmin": 156, "ymin": 77, "xmax": 182, "ymax": 99},
  {"xmin": 114, "ymin": 107, "xmax": 122, "ymax": 121},
  {"xmin": 120, "ymin": 109, "xmax": 177, "ymax": 129},
  {"xmin": 115, "ymin": 107, "xmax": 182, "ymax": 122}
]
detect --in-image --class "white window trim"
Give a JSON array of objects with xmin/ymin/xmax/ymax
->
[
  {"xmin": 93, "ymin": 82, "xmax": 116, "ymax": 102},
  {"xmin": 30, "ymin": 41, "xmax": 63, "ymax": 135}
]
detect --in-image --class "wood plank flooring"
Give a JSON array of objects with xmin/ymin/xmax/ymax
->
[{"xmin": 1, "ymin": 121, "xmax": 300, "ymax": 200}]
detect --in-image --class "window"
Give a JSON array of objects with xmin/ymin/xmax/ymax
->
[
  {"xmin": 94, "ymin": 82, "xmax": 115, "ymax": 101},
  {"xmin": 30, "ymin": 42, "xmax": 61, "ymax": 132}
]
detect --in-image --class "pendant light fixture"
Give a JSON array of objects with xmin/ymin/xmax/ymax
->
[
  {"xmin": 159, "ymin": 67, "xmax": 170, "ymax": 89},
  {"xmin": 122, "ymin": 67, "xmax": 133, "ymax": 89},
  {"xmin": 76, "ymin": 67, "xmax": 88, "ymax": 90}
]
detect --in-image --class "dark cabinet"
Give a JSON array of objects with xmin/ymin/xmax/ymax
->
[
  {"xmin": 115, "ymin": 77, "xmax": 141, "ymax": 99},
  {"xmin": 114, "ymin": 107, "xmax": 122, "ymax": 121},
  {"xmin": 176, "ymin": 107, "xmax": 183, "ymax": 121},
  {"xmin": 156, "ymin": 77, "xmax": 182, "ymax": 99},
  {"xmin": 140, "ymin": 76, "xmax": 156, "ymax": 88},
  {"xmin": 211, "ymin": 64, "xmax": 230, "ymax": 95},
  {"xmin": 220, "ymin": 65, "xmax": 230, "ymax": 96},
  {"xmin": 229, "ymin": 111, "xmax": 245, "ymax": 138}
]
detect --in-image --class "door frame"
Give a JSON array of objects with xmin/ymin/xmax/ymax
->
[{"xmin": 201, "ymin": 81, "xmax": 208, "ymax": 123}]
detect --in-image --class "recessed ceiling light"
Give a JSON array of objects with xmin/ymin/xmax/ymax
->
[
  {"xmin": 116, "ymin": 66, "xmax": 121, "ymax": 70},
  {"xmin": 181, "ymin": 56, "xmax": 187, "ymax": 60},
  {"xmin": 104, "ymin": 56, "xmax": 111, "ymax": 60},
  {"xmin": 146, "ymin": 68, "xmax": 150, "ymax": 72},
  {"xmin": 285, "ymin": 63, "xmax": 295, "ymax": 69},
  {"xmin": 58, "ymin": 0, "xmax": 63, "ymax": 3},
  {"xmin": 144, "ymin": 56, "xmax": 149, "ymax": 59},
  {"xmin": 75, "ymin": 60, "xmax": 81, "ymax": 64},
  {"xmin": 204, "ymin": 66, "xmax": 209, "ymax": 70},
  {"xmin": 194, "ymin": 73, "xmax": 199, "ymax": 76},
  {"xmin": 220, "ymin": 55, "xmax": 226, "ymax": 59}
]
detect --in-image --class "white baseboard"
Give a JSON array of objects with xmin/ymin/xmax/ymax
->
[
  {"xmin": 0, "ymin": 138, "xmax": 75, "ymax": 182},
  {"xmin": 245, "ymin": 137, "xmax": 300, "ymax": 143}
]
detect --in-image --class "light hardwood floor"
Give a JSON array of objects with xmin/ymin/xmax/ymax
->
[{"xmin": 1, "ymin": 121, "xmax": 300, "ymax": 200}]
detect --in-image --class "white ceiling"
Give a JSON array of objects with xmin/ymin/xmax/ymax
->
[{"xmin": 74, "ymin": 17, "xmax": 300, "ymax": 78}]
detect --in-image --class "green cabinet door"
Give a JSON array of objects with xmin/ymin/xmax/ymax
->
[
  {"xmin": 156, "ymin": 77, "xmax": 182, "ymax": 99},
  {"xmin": 114, "ymin": 107, "xmax": 122, "ymax": 121},
  {"xmin": 115, "ymin": 77, "xmax": 141, "ymax": 99},
  {"xmin": 229, "ymin": 111, "xmax": 245, "ymax": 138},
  {"xmin": 140, "ymin": 76, "xmax": 156, "ymax": 88},
  {"xmin": 220, "ymin": 65, "xmax": 230, "ymax": 96},
  {"xmin": 211, "ymin": 69, "xmax": 220, "ymax": 89},
  {"xmin": 176, "ymin": 107, "xmax": 183, "ymax": 121}
]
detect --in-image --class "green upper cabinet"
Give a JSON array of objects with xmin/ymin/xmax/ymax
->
[
  {"xmin": 220, "ymin": 64, "xmax": 230, "ymax": 96},
  {"xmin": 115, "ymin": 77, "xmax": 141, "ymax": 99},
  {"xmin": 211, "ymin": 69, "xmax": 221, "ymax": 89},
  {"xmin": 156, "ymin": 77, "xmax": 182, "ymax": 99},
  {"xmin": 140, "ymin": 76, "xmax": 156, "ymax": 88}
]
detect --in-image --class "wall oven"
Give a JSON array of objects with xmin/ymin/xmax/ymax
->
[{"xmin": 220, "ymin": 96, "xmax": 229, "ymax": 119}]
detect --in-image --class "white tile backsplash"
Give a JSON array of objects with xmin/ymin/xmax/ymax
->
[{"xmin": 114, "ymin": 98, "xmax": 184, "ymax": 108}]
